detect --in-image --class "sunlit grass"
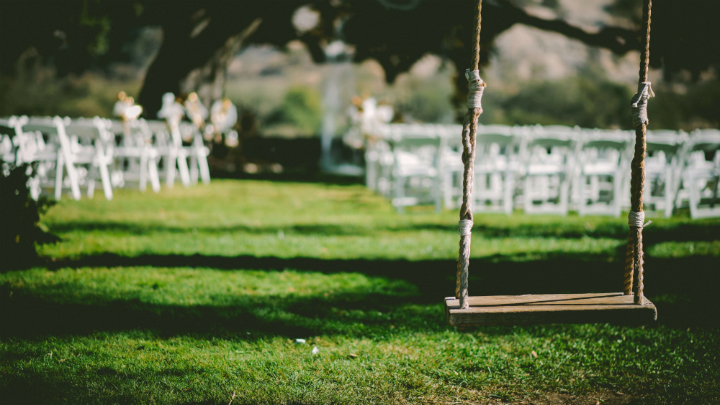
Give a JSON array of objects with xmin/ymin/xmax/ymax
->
[{"xmin": 2, "ymin": 179, "xmax": 719, "ymax": 404}]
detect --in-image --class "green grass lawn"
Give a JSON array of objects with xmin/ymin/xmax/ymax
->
[{"xmin": 1, "ymin": 179, "xmax": 719, "ymax": 404}]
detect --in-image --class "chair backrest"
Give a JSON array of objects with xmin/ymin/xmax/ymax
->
[
  {"xmin": 107, "ymin": 119, "xmax": 126, "ymax": 136},
  {"xmin": 383, "ymin": 124, "xmax": 436, "ymax": 145},
  {"xmin": 23, "ymin": 121, "xmax": 59, "ymax": 135},
  {"xmin": 65, "ymin": 122, "xmax": 102, "ymax": 140},
  {"xmin": 523, "ymin": 125, "xmax": 577, "ymax": 169},
  {"xmin": 390, "ymin": 133, "xmax": 441, "ymax": 149},
  {"xmin": 20, "ymin": 117, "xmax": 76, "ymax": 167},
  {"xmin": 67, "ymin": 117, "xmax": 115, "ymax": 147},
  {"xmin": 581, "ymin": 128, "xmax": 631, "ymax": 147},
  {"xmin": 145, "ymin": 120, "xmax": 170, "ymax": 134},
  {"xmin": 526, "ymin": 125, "xmax": 577, "ymax": 149},
  {"xmin": 646, "ymin": 130, "xmax": 685, "ymax": 159},
  {"xmin": 435, "ymin": 124, "xmax": 463, "ymax": 148},
  {"xmin": 688, "ymin": 129, "xmax": 720, "ymax": 153},
  {"xmin": 476, "ymin": 124, "xmax": 516, "ymax": 147}
]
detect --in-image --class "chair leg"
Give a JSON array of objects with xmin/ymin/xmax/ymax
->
[
  {"xmin": 64, "ymin": 157, "xmax": 81, "ymax": 201},
  {"xmin": 395, "ymin": 175, "xmax": 405, "ymax": 214},
  {"xmin": 559, "ymin": 175, "xmax": 569, "ymax": 216},
  {"xmin": 177, "ymin": 151, "xmax": 191, "ymax": 187},
  {"xmin": 613, "ymin": 172, "xmax": 622, "ymax": 217},
  {"xmin": 55, "ymin": 152, "xmax": 64, "ymax": 200},
  {"xmin": 503, "ymin": 171, "xmax": 513, "ymax": 215},
  {"xmin": 688, "ymin": 174, "xmax": 699, "ymax": 219},
  {"xmin": 189, "ymin": 155, "xmax": 199, "ymax": 184},
  {"xmin": 442, "ymin": 172, "xmax": 451, "ymax": 209},
  {"xmin": 578, "ymin": 174, "xmax": 587, "ymax": 216},
  {"xmin": 99, "ymin": 161, "xmax": 113, "ymax": 200},
  {"xmin": 433, "ymin": 174, "xmax": 442, "ymax": 213},
  {"xmin": 149, "ymin": 158, "xmax": 161, "ymax": 193},
  {"xmin": 139, "ymin": 153, "xmax": 148, "ymax": 192},
  {"xmin": 524, "ymin": 176, "xmax": 533, "ymax": 214},
  {"xmin": 198, "ymin": 149, "xmax": 211, "ymax": 184},
  {"xmin": 87, "ymin": 178, "xmax": 95, "ymax": 199},
  {"xmin": 366, "ymin": 152, "xmax": 377, "ymax": 191},
  {"xmin": 166, "ymin": 151, "xmax": 176, "ymax": 188},
  {"xmin": 664, "ymin": 168, "xmax": 673, "ymax": 218},
  {"xmin": 590, "ymin": 176, "xmax": 600, "ymax": 205}
]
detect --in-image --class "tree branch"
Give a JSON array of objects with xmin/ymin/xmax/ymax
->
[{"xmin": 497, "ymin": 0, "xmax": 641, "ymax": 54}]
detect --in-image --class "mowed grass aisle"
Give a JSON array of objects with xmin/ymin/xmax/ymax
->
[{"xmin": 1, "ymin": 179, "xmax": 719, "ymax": 404}]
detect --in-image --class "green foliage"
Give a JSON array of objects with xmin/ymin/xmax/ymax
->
[
  {"xmin": 0, "ymin": 164, "xmax": 57, "ymax": 270},
  {"xmin": 1, "ymin": 180, "xmax": 719, "ymax": 404},
  {"xmin": 397, "ymin": 85, "xmax": 454, "ymax": 123},
  {"xmin": 0, "ymin": 70, "xmax": 140, "ymax": 118},
  {"xmin": 267, "ymin": 86, "xmax": 323, "ymax": 134},
  {"xmin": 500, "ymin": 75, "xmax": 634, "ymax": 128},
  {"xmin": 79, "ymin": 0, "xmax": 112, "ymax": 57},
  {"xmin": 394, "ymin": 71, "xmax": 455, "ymax": 123},
  {"xmin": 649, "ymin": 79, "xmax": 720, "ymax": 130}
]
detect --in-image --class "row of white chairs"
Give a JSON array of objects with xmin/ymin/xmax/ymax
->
[
  {"xmin": 365, "ymin": 124, "xmax": 720, "ymax": 219},
  {"xmin": 0, "ymin": 116, "xmax": 211, "ymax": 201}
]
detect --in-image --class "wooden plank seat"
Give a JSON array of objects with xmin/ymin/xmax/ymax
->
[{"xmin": 445, "ymin": 293, "xmax": 656, "ymax": 326}]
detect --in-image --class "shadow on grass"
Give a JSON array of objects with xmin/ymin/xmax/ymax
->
[
  {"xmin": 2, "ymin": 253, "xmax": 718, "ymax": 339},
  {"xmin": 44, "ymin": 219, "xmax": 720, "ymax": 243},
  {"xmin": 211, "ymin": 168, "xmax": 364, "ymax": 186}
]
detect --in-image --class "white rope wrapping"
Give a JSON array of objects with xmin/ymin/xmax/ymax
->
[
  {"xmin": 465, "ymin": 69, "xmax": 486, "ymax": 109},
  {"xmin": 628, "ymin": 210, "xmax": 652, "ymax": 228},
  {"xmin": 630, "ymin": 81, "xmax": 655, "ymax": 128},
  {"xmin": 457, "ymin": 219, "xmax": 474, "ymax": 236}
]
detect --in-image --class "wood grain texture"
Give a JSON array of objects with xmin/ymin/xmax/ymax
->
[{"xmin": 445, "ymin": 293, "xmax": 657, "ymax": 326}]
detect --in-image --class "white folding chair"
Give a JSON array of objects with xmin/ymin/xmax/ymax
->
[
  {"xmin": 109, "ymin": 118, "xmax": 161, "ymax": 193},
  {"xmin": 0, "ymin": 124, "xmax": 14, "ymax": 165},
  {"xmin": 575, "ymin": 129, "xmax": 632, "ymax": 217},
  {"xmin": 523, "ymin": 125, "xmax": 578, "ymax": 215},
  {"xmin": 64, "ymin": 118, "xmax": 115, "ymax": 200},
  {"xmin": 470, "ymin": 124, "xmax": 524, "ymax": 215},
  {"xmin": 387, "ymin": 124, "xmax": 443, "ymax": 213},
  {"xmin": 157, "ymin": 119, "xmax": 192, "ymax": 188},
  {"xmin": 678, "ymin": 129, "xmax": 720, "ymax": 219},
  {"xmin": 3, "ymin": 116, "xmax": 57, "ymax": 200},
  {"xmin": 438, "ymin": 124, "xmax": 465, "ymax": 209},
  {"xmin": 179, "ymin": 122, "xmax": 211, "ymax": 185},
  {"xmin": 644, "ymin": 130, "xmax": 686, "ymax": 218},
  {"xmin": 23, "ymin": 117, "xmax": 82, "ymax": 201}
]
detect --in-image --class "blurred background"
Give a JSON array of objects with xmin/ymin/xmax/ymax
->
[
  {"xmin": 1, "ymin": 0, "xmax": 718, "ymax": 176},
  {"xmin": 2, "ymin": 3, "xmax": 720, "ymax": 403}
]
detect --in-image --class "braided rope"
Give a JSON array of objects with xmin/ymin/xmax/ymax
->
[
  {"xmin": 624, "ymin": 0, "xmax": 652, "ymax": 305},
  {"xmin": 623, "ymin": 229, "xmax": 635, "ymax": 295},
  {"xmin": 455, "ymin": 0, "xmax": 484, "ymax": 309}
]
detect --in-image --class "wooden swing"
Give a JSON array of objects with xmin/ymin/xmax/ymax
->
[{"xmin": 444, "ymin": 0, "xmax": 658, "ymax": 326}]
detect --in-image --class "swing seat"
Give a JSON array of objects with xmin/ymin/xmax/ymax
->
[{"xmin": 445, "ymin": 293, "xmax": 656, "ymax": 326}]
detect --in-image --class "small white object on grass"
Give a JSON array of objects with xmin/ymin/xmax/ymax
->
[
  {"xmin": 295, "ymin": 339, "xmax": 306, "ymax": 344},
  {"xmin": 312, "ymin": 346, "xmax": 319, "ymax": 355}
]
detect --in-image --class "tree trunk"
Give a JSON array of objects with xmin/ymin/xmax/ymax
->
[{"xmin": 137, "ymin": 26, "xmax": 194, "ymax": 118}]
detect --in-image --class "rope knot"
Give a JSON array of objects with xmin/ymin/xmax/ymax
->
[
  {"xmin": 465, "ymin": 69, "xmax": 486, "ymax": 110},
  {"xmin": 457, "ymin": 219, "xmax": 474, "ymax": 236},
  {"xmin": 628, "ymin": 210, "xmax": 652, "ymax": 229},
  {"xmin": 630, "ymin": 81, "xmax": 654, "ymax": 128}
]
